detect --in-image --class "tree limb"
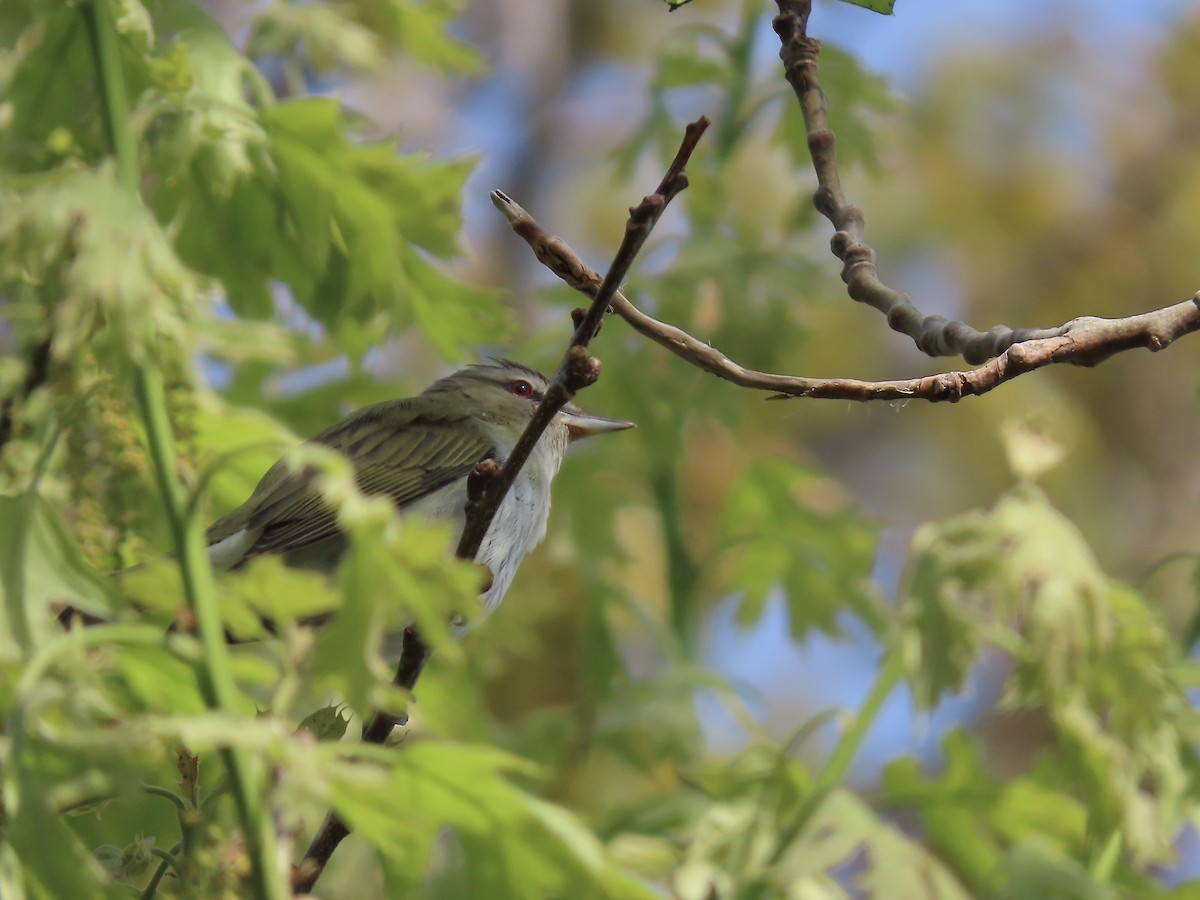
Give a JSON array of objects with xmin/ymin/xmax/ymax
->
[
  {"xmin": 773, "ymin": 0, "xmax": 1071, "ymax": 364},
  {"xmin": 483, "ymin": 2, "xmax": 1200, "ymax": 404},
  {"xmin": 489, "ymin": 192, "xmax": 1200, "ymax": 402}
]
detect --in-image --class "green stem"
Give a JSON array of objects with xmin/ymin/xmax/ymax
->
[
  {"xmin": 139, "ymin": 841, "xmax": 182, "ymax": 900},
  {"xmin": 651, "ymin": 466, "xmax": 699, "ymax": 658},
  {"xmin": 142, "ymin": 785, "xmax": 186, "ymax": 812},
  {"xmin": 767, "ymin": 652, "xmax": 903, "ymax": 869},
  {"xmin": 712, "ymin": 2, "xmax": 759, "ymax": 161},
  {"xmin": 149, "ymin": 847, "xmax": 180, "ymax": 873},
  {"xmin": 1088, "ymin": 828, "xmax": 1122, "ymax": 883},
  {"xmin": 81, "ymin": 3, "xmax": 284, "ymax": 897}
]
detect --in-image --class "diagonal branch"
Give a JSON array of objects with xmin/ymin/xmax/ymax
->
[
  {"xmin": 292, "ymin": 115, "xmax": 710, "ymax": 895},
  {"xmin": 294, "ymin": 627, "xmax": 429, "ymax": 894},
  {"xmin": 490, "ymin": 192, "xmax": 1200, "ymax": 402},
  {"xmin": 456, "ymin": 115, "xmax": 710, "ymax": 559}
]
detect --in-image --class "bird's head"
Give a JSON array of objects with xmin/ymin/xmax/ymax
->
[{"xmin": 425, "ymin": 360, "xmax": 635, "ymax": 443}]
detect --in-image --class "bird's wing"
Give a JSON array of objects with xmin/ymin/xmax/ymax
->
[{"xmin": 206, "ymin": 399, "xmax": 493, "ymax": 561}]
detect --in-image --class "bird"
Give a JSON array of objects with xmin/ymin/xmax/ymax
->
[{"xmin": 203, "ymin": 360, "xmax": 634, "ymax": 613}]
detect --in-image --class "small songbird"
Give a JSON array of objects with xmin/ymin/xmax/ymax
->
[{"xmin": 204, "ymin": 360, "xmax": 634, "ymax": 612}]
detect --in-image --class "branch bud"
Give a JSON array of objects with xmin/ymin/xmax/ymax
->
[
  {"xmin": 467, "ymin": 459, "xmax": 501, "ymax": 503},
  {"xmin": 563, "ymin": 346, "xmax": 601, "ymax": 391}
]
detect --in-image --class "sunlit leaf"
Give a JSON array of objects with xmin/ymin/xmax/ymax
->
[
  {"xmin": 992, "ymin": 840, "xmax": 1117, "ymax": 900},
  {"xmin": 718, "ymin": 459, "xmax": 881, "ymax": 637},
  {"xmin": 836, "ymin": 0, "xmax": 895, "ymax": 14},
  {"xmin": 0, "ymin": 171, "xmax": 200, "ymax": 371},
  {"xmin": 0, "ymin": 494, "xmax": 115, "ymax": 659},
  {"xmin": 900, "ymin": 486, "xmax": 1196, "ymax": 862},
  {"xmin": 776, "ymin": 789, "xmax": 971, "ymax": 898},
  {"xmin": 139, "ymin": 0, "xmax": 270, "ymax": 195}
]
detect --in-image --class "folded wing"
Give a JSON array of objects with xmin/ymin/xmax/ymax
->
[{"xmin": 206, "ymin": 399, "xmax": 492, "ymax": 562}]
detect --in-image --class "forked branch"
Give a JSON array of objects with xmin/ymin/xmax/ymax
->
[{"xmin": 491, "ymin": 2, "xmax": 1200, "ymax": 402}]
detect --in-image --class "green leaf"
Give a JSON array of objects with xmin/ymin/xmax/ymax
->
[
  {"xmin": 883, "ymin": 730, "xmax": 1090, "ymax": 891},
  {"xmin": 2, "ymin": 791, "xmax": 115, "ymax": 899},
  {"xmin": 295, "ymin": 448, "xmax": 479, "ymax": 717},
  {"xmin": 192, "ymin": 393, "xmax": 298, "ymax": 520},
  {"xmin": 993, "ymin": 840, "xmax": 1118, "ymax": 900},
  {"xmin": 138, "ymin": 0, "xmax": 270, "ymax": 196},
  {"xmin": 882, "ymin": 731, "xmax": 1005, "ymax": 889},
  {"xmin": 156, "ymin": 96, "xmax": 509, "ymax": 359},
  {"xmin": 718, "ymin": 458, "xmax": 881, "ymax": 637},
  {"xmin": 248, "ymin": 3, "xmax": 387, "ymax": 74},
  {"xmin": 0, "ymin": 170, "xmax": 200, "ymax": 371},
  {"xmin": 0, "ymin": 494, "xmax": 115, "ymax": 661},
  {"xmin": 111, "ymin": 642, "xmax": 209, "ymax": 714},
  {"xmin": 654, "ymin": 32, "xmax": 728, "ymax": 89},
  {"xmin": 331, "ymin": 742, "xmax": 631, "ymax": 899},
  {"xmin": 248, "ymin": 0, "xmax": 482, "ymax": 76},
  {"xmin": 900, "ymin": 484, "xmax": 1110, "ymax": 706},
  {"xmin": 0, "ymin": 6, "xmax": 108, "ymax": 172},
  {"xmin": 375, "ymin": 0, "xmax": 483, "ymax": 74},
  {"xmin": 220, "ymin": 555, "xmax": 339, "ymax": 633},
  {"xmin": 775, "ymin": 789, "xmax": 971, "ymax": 898},
  {"xmin": 403, "ymin": 244, "xmax": 512, "ymax": 359},
  {"xmin": 900, "ymin": 486, "xmax": 1196, "ymax": 862},
  {"xmin": 835, "ymin": 0, "xmax": 895, "ymax": 13},
  {"xmin": 296, "ymin": 703, "xmax": 351, "ymax": 742}
]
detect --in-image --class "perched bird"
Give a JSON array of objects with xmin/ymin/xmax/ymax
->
[{"xmin": 205, "ymin": 360, "xmax": 634, "ymax": 612}]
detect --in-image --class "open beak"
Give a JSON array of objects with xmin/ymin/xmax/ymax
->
[{"xmin": 559, "ymin": 410, "xmax": 636, "ymax": 443}]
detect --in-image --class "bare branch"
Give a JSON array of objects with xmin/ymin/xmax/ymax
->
[
  {"xmin": 773, "ymin": 0, "xmax": 1073, "ymax": 364},
  {"xmin": 488, "ymin": 2, "xmax": 1200, "ymax": 401},
  {"xmin": 490, "ymin": 192, "xmax": 1200, "ymax": 402},
  {"xmin": 456, "ymin": 116, "xmax": 710, "ymax": 560},
  {"xmin": 294, "ymin": 627, "xmax": 430, "ymax": 894}
]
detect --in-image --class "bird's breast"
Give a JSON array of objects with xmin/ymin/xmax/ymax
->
[
  {"xmin": 405, "ymin": 442, "xmax": 560, "ymax": 613},
  {"xmin": 475, "ymin": 459, "xmax": 555, "ymax": 612}
]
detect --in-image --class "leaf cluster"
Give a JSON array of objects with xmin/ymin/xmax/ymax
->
[{"xmin": 1, "ymin": 0, "xmax": 1198, "ymax": 898}]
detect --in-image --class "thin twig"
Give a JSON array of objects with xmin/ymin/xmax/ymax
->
[
  {"xmin": 491, "ymin": 192, "xmax": 1200, "ymax": 402},
  {"xmin": 456, "ymin": 115, "xmax": 710, "ymax": 560},
  {"xmin": 294, "ymin": 627, "xmax": 430, "ymax": 894},
  {"xmin": 294, "ymin": 114, "xmax": 710, "ymax": 896}
]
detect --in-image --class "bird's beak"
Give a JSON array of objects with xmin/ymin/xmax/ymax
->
[{"xmin": 559, "ymin": 410, "xmax": 636, "ymax": 443}]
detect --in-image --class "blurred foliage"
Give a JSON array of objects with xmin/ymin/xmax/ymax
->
[{"xmin": 2, "ymin": 0, "xmax": 1200, "ymax": 897}]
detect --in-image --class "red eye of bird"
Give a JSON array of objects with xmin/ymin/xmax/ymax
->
[{"xmin": 510, "ymin": 379, "xmax": 534, "ymax": 398}]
